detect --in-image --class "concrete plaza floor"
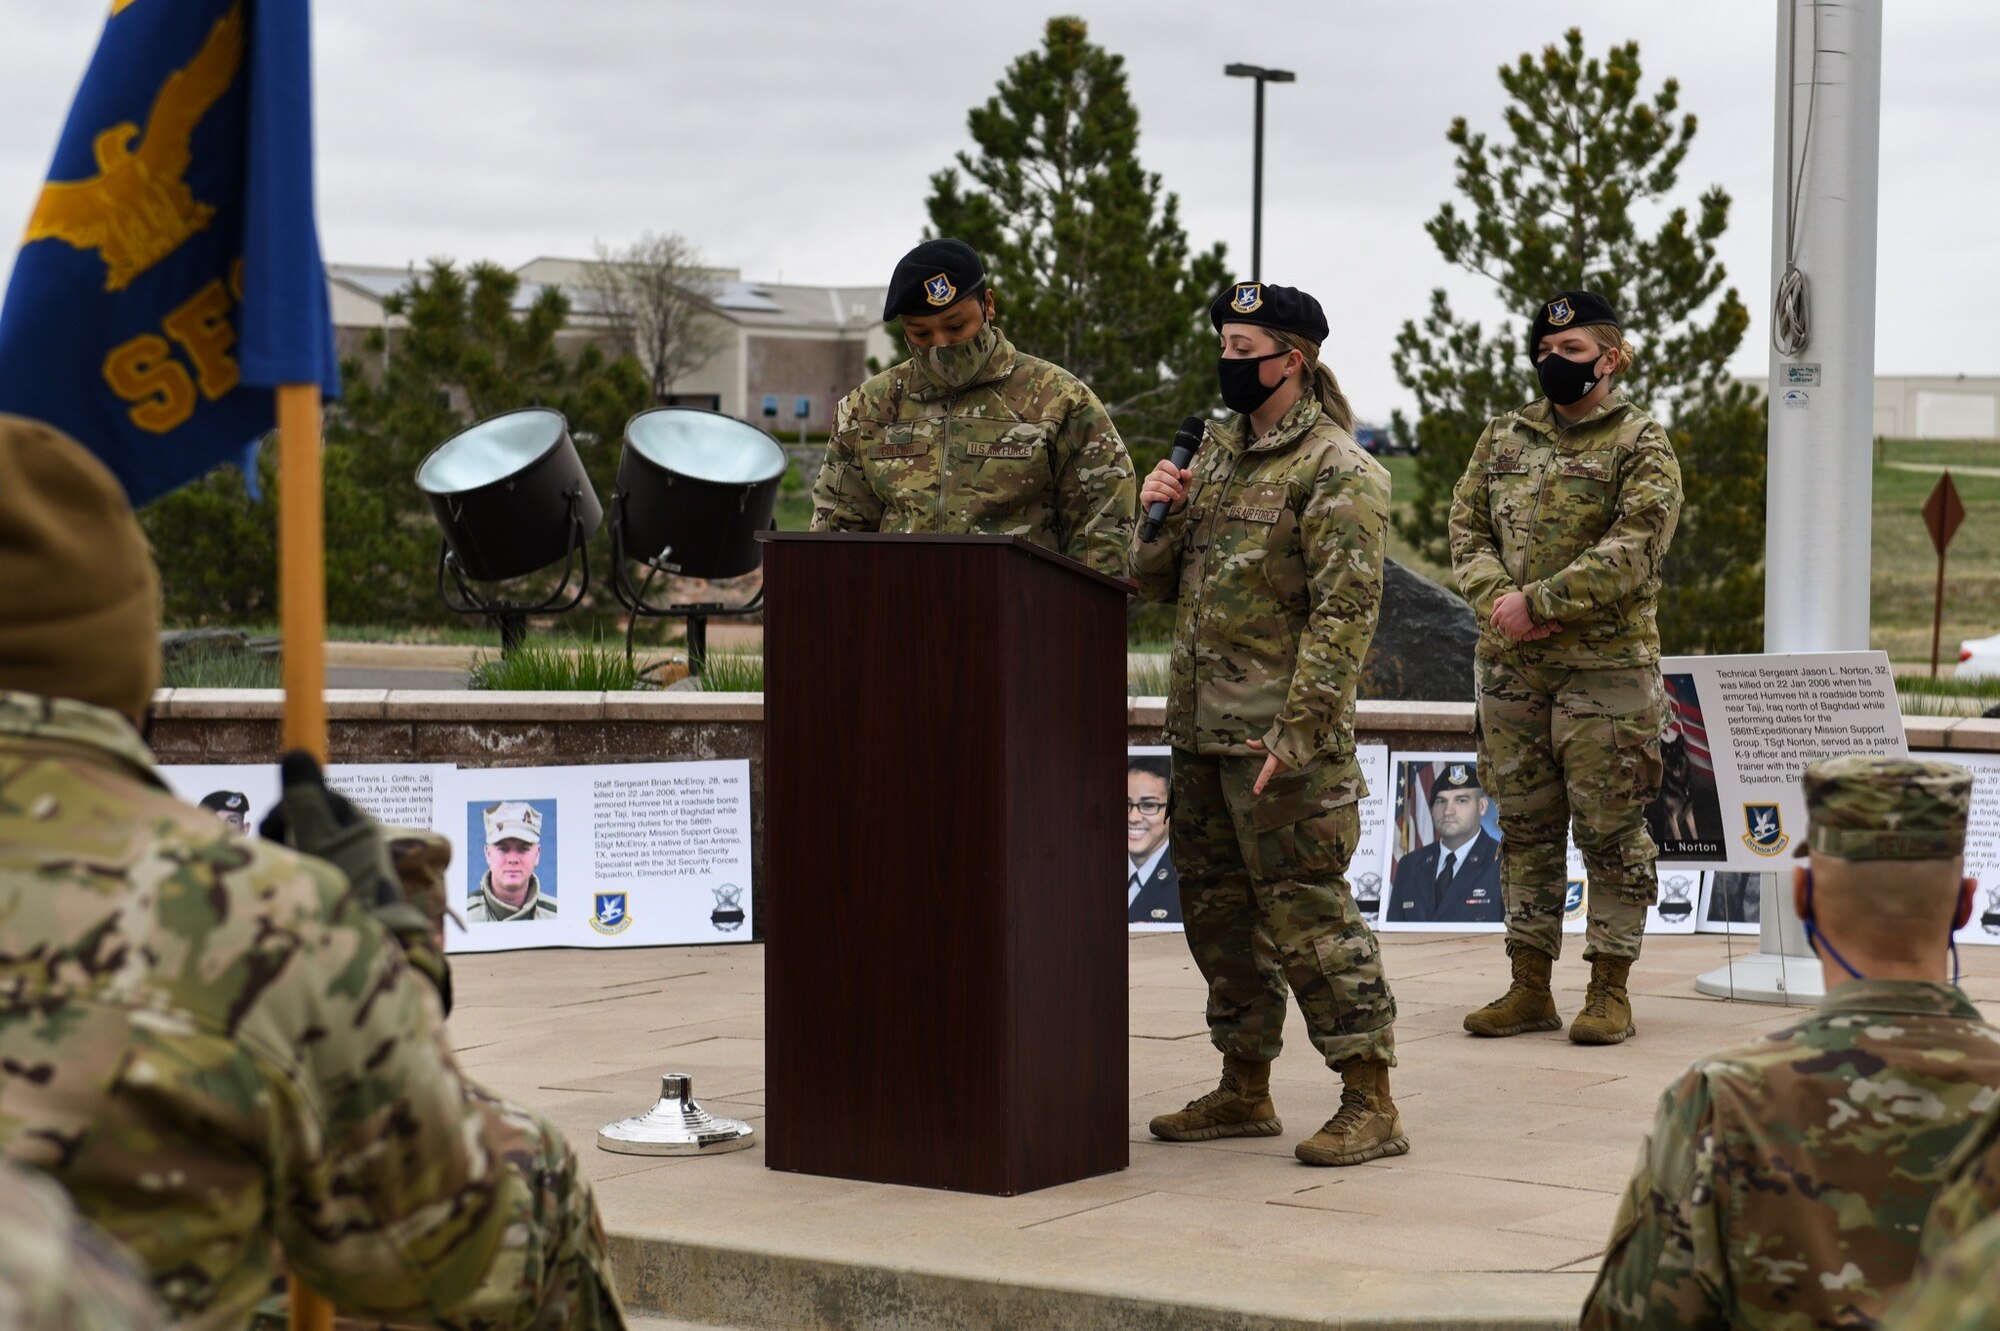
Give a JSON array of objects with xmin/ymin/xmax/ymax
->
[{"xmin": 449, "ymin": 934, "xmax": 2000, "ymax": 1329}]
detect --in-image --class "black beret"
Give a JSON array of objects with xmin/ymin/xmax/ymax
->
[
  {"xmin": 1528, "ymin": 290, "xmax": 1619, "ymax": 358},
  {"xmin": 1430, "ymin": 763, "xmax": 1483, "ymax": 795},
  {"xmin": 883, "ymin": 238, "xmax": 986, "ymax": 320},
  {"xmin": 1209, "ymin": 281, "xmax": 1328, "ymax": 344},
  {"xmin": 200, "ymin": 790, "xmax": 249, "ymax": 813}
]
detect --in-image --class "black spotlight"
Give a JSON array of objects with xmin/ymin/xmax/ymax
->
[
  {"xmin": 417, "ymin": 408, "xmax": 603, "ymax": 653},
  {"xmin": 610, "ymin": 407, "xmax": 788, "ymax": 675}
]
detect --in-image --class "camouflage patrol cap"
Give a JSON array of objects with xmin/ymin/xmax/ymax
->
[
  {"xmin": 483, "ymin": 800, "xmax": 542, "ymax": 845},
  {"xmin": 0, "ymin": 414, "xmax": 161, "ymax": 721},
  {"xmin": 1799, "ymin": 755, "xmax": 1973, "ymax": 861}
]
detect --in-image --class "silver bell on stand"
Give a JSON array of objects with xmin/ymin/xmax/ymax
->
[{"xmin": 597, "ymin": 1073, "xmax": 755, "ymax": 1156}]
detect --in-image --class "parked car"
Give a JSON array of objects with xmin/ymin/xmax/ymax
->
[
  {"xmin": 1355, "ymin": 426, "xmax": 1390, "ymax": 456},
  {"xmin": 1960, "ymin": 630, "xmax": 2000, "ymax": 681}
]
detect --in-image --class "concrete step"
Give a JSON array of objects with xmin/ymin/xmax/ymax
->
[{"xmin": 611, "ymin": 1230, "xmax": 1585, "ymax": 1331}]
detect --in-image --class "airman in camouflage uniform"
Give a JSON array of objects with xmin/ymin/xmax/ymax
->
[
  {"xmin": 0, "ymin": 1159, "xmax": 167, "ymax": 1331},
  {"xmin": 1581, "ymin": 756, "xmax": 1991, "ymax": 1331},
  {"xmin": 1892, "ymin": 946, "xmax": 2000, "ymax": 1329},
  {"xmin": 1132, "ymin": 282, "xmax": 1401, "ymax": 1168},
  {"xmin": 1881, "ymin": 1213, "xmax": 2000, "ymax": 1331},
  {"xmin": 0, "ymin": 415, "xmax": 625, "ymax": 1330},
  {"xmin": 811, "ymin": 238, "xmax": 1136, "ymax": 578},
  {"xmin": 1451, "ymin": 291, "xmax": 1682, "ymax": 1045}
]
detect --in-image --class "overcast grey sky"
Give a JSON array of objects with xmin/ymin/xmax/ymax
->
[{"xmin": 3, "ymin": 1, "xmax": 1994, "ymax": 420}]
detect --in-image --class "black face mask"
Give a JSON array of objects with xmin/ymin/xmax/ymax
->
[
  {"xmin": 1536, "ymin": 350, "xmax": 1604, "ymax": 406},
  {"xmin": 1218, "ymin": 351, "xmax": 1288, "ymax": 415}
]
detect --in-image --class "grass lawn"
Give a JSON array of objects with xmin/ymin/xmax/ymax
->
[
  {"xmin": 1379, "ymin": 440, "xmax": 2000, "ymax": 665},
  {"xmin": 191, "ymin": 439, "xmax": 1997, "ymax": 664},
  {"xmin": 1871, "ymin": 439, "xmax": 2000, "ymax": 662}
]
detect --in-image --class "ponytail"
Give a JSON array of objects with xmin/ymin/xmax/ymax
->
[{"xmin": 1272, "ymin": 330, "xmax": 1354, "ymax": 432}]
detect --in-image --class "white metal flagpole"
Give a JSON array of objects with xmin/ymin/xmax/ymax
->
[{"xmin": 1697, "ymin": 0, "xmax": 1883, "ymax": 1005}]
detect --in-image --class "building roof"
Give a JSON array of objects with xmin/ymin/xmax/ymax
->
[{"xmin": 329, "ymin": 257, "xmax": 884, "ymax": 335}]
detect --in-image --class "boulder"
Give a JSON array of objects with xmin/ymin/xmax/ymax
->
[{"xmin": 1359, "ymin": 560, "xmax": 1478, "ymax": 702}]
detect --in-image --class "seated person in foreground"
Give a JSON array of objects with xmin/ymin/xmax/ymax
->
[
  {"xmin": 0, "ymin": 416, "xmax": 626, "ymax": 1329},
  {"xmin": 1581, "ymin": 755, "xmax": 1988, "ymax": 1331},
  {"xmin": 0, "ymin": 1157, "xmax": 167, "ymax": 1331}
]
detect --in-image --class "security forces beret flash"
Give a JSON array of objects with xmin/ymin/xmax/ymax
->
[
  {"xmin": 1798, "ymin": 755, "xmax": 1972, "ymax": 861},
  {"xmin": 200, "ymin": 790, "xmax": 250, "ymax": 814},
  {"xmin": 1209, "ymin": 281, "xmax": 1329, "ymax": 344},
  {"xmin": 883, "ymin": 238, "xmax": 986, "ymax": 320},
  {"xmin": 1432, "ymin": 763, "xmax": 1483, "ymax": 795},
  {"xmin": 1529, "ymin": 290, "xmax": 1619, "ymax": 357}
]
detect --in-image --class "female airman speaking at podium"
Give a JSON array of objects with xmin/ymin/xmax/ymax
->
[{"xmin": 1130, "ymin": 281, "xmax": 1405, "ymax": 1169}]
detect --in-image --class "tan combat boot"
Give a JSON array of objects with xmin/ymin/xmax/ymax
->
[
  {"xmin": 1463, "ymin": 946, "xmax": 1562, "ymax": 1037},
  {"xmin": 1569, "ymin": 956, "xmax": 1636, "ymax": 1044},
  {"xmin": 1294, "ymin": 1060, "xmax": 1409, "ymax": 1167},
  {"xmin": 1148, "ymin": 1054, "xmax": 1281, "ymax": 1142}
]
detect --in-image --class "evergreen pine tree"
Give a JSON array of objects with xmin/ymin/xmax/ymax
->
[
  {"xmin": 1391, "ymin": 30, "xmax": 1764, "ymax": 653},
  {"xmin": 923, "ymin": 16, "xmax": 1227, "ymax": 471}
]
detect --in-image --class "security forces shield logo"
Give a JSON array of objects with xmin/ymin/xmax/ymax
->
[
  {"xmin": 590, "ymin": 891, "xmax": 632, "ymax": 935},
  {"xmin": 0, "ymin": 0, "xmax": 341, "ymax": 505},
  {"xmin": 1981, "ymin": 887, "xmax": 2000, "ymax": 936},
  {"xmin": 1742, "ymin": 803, "xmax": 1790, "ymax": 857},
  {"xmin": 1354, "ymin": 870, "xmax": 1382, "ymax": 914},
  {"xmin": 1447, "ymin": 764, "xmax": 1470, "ymax": 785},
  {"xmin": 1564, "ymin": 878, "xmax": 1587, "ymax": 922},
  {"xmin": 1658, "ymin": 874, "xmax": 1694, "ymax": 921},
  {"xmin": 1230, "ymin": 283, "xmax": 1263, "ymax": 314},
  {"xmin": 923, "ymin": 273, "xmax": 956, "ymax": 307},
  {"xmin": 711, "ymin": 884, "xmax": 746, "ymax": 933},
  {"xmin": 1547, "ymin": 298, "xmax": 1575, "ymax": 327}
]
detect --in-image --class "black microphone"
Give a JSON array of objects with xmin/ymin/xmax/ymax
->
[{"xmin": 1141, "ymin": 415, "xmax": 1206, "ymax": 543}]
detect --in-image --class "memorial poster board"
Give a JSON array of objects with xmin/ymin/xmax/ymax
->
[
  {"xmin": 1697, "ymin": 871, "xmax": 1765, "ymax": 936},
  {"xmin": 1651, "ymin": 651, "xmax": 1905, "ymax": 871},
  {"xmin": 157, "ymin": 758, "xmax": 754, "ymax": 953},
  {"xmin": 1120, "ymin": 744, "xmax": 1390, "ymax": 933},
  {"xmin": 1372, "ymin": 751, "xmax": 1692, "ymax": 937},
  {"xmin": 1914, "ymin": 750, "xmax": 2000, "ymax": 947}
]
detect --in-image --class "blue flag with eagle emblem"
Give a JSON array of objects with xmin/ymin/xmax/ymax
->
[{"xmin": 0, "ymin": 0, "xmax": 339, "ymax": 505}]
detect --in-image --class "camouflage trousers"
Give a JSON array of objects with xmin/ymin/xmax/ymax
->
[
  {"xmin": 1474, "ymin": 658, "xmax": 1665, "ymax": 962},
  {"xmin": 255, "ymin": 1092, "xmax": 625, "ymax": 1331},
  {"xmin": 1171, "ymin": 750, "xmax": 1396, "ymax": 1069}
]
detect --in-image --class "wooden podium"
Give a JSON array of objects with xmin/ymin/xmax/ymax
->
[{"xmin": 758, "ymin": 532, "xmax": 1130, "ymax": 1196}]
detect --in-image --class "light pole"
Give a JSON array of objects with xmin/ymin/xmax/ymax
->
[{"xmin": 1224, "ymin": 63, "xmax": 1295, "ymax": 280}]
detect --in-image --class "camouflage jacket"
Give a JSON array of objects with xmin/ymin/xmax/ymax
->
[
  {"xmin": 1131, "ymin": 395, "xmax": 1389, "ymax": 790},
  {"xmin": 0, "ymin": 1158, "xmax": 167, "ymax": 1331},
  {"xmin": 1581, "ymin": 981, "xmax": 2000, "ymax": 1331},
  {"xmin": 1885, "ymin": 1209, "xmax": 2000, "ymax": 1331},
  {"xmin": 1912, "ymin": 1072, "xmax": 2000, "ymax": 1260},
  {"xmin": 810, "ymin": 330, "xmax": 1137, "ymax": 578},
  {"xmin": 0, "ymin": 692, "xmax": 594, "ymax": 1328},
  {"xmin": 466, "ymin": 871, "xmax": 557, "ymax": 922},
  {"xmin": 1449, "ymin": 392, "xmax": 1681, "ymax": 668}
]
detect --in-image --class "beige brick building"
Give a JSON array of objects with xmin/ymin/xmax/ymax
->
[{"xmin": 327, "ymin": 258, "xmax": 894, "ymax": 435}]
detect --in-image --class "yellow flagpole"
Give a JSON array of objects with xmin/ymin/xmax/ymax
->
[
  {"xmin": 277, "ymin": 382, "xmax": 327, "ymax": 760},
  {"xmin": 277, "ymin": 380, "xmax": 334, "ymax": 1331}
]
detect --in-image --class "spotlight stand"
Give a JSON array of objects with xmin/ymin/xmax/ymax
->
[
  {"xmin": 609, "ymin": 498, "xmax": 767, "ymax": 679},
  {"xmin": 435, "ymin": 489, "xmax": 595, "ymax": 656}
]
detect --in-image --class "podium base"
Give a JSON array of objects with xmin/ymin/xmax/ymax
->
[{"xmin": 1693, "ymin": 952, "xmax": 1825, "ymax": 1004}]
